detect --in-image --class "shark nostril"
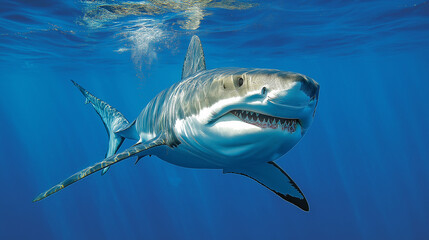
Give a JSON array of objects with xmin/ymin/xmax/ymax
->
[{"xmin": 261, "ymin": 87, "xmax": 267, "ymax": 95}]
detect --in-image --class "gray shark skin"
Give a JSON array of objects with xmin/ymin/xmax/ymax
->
[{"xmin": 34, "ymin": 36, "xmax": 320, "ymax": 211}]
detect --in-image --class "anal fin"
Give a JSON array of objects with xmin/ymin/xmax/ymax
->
[
  {"xmin": 224, "ymin": 162, "xmax": 309, "ymax": 211},
  {"xmin": 115, "ymin": 120, "xmax": 139, "ymax": 141}
]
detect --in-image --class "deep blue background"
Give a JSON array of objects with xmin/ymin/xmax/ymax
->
[{"xmin": 1, "ymin": 0, "xmax": 428, "ymax": 239}]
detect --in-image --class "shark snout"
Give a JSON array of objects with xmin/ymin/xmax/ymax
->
[
  {"xmin": 268, "ymin": 82, "xmax": 317, "ymax": 108},
  {"xmin": 265, "ymin": 73, "xmax": 319, "ymax": 107},
  {"xmin": 301, "ymin": 76, "xmax": 319, "ymax": 101}
]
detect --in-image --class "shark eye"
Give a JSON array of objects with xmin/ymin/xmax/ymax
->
[{"xmin": 238, "ymin": 77, "xmax": 244, "ymax": 87}]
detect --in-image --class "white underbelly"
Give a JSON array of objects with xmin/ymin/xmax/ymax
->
[
  {"xmin": 150, "ymin": 145, "xmax": 222, "ymax": 169},
  {"xmin": 153, "ymin": 114, "xmax": 303, "ymax": 169}
]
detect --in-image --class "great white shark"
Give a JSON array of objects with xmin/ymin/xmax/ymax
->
[{"xmin": 34, "ymin": 35, "xmax": 320, "ymax": 211}]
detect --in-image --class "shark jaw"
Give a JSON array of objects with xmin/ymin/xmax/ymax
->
[
  {"xmin": 229, "ymin": 110, "xmax": 300, "ymax": 133},
  {"xmin": 172, "ymin": 91, "xmax": 308, "ymax": 167}
]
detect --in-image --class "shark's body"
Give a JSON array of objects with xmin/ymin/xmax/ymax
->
[{"xmin": 34, "ymin": 36, "xmax": 319, "ymax": 211}]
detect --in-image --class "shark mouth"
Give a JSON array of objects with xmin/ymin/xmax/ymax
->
[{"xmin": 230, "ymin": 110, "xmax": 299, "ymax": 133}]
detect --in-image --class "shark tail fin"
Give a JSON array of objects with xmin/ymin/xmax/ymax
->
[{"xmin": 71, "ymin": 80, "xmax": 130, "ymax": 175}]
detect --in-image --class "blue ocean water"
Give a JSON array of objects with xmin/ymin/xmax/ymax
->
[{"xmin": 1, "ymin": 0, "xmax": 428, "ymax": 239}]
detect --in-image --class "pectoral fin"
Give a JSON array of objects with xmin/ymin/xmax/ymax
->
[
  {"xmin": 224, "ymin": 162, "xmax": 309, "ymax": 211},
  {"xmin": 33, "ymin": 135, "xmax": 167, "ymax": 202}
]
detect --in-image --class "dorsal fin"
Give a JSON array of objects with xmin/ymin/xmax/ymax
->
[{"xmin": 181, "ymin": 35, "xmax": 206, "ymax": 80}]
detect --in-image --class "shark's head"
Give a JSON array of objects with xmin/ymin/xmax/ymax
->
[
  {"xmin": 171, "ymin": 36, "xmax": 319, "ymax": 167},
  {"xmin": 206, "ymin": 68, "xmax": 319, "ymax": 134},
  {"xmin": 174, "ymin": 68, "xmax": 319, "ymax": 167}
]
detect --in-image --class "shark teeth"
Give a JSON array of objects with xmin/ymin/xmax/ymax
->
[{"xmin": 230, "ymin": 110, "xmax": 299, "ymax": 133}]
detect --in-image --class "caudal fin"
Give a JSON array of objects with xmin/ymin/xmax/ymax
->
[{"xmin": 71, "ymin": 80, "xmax": 130, "ymax": 175}]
